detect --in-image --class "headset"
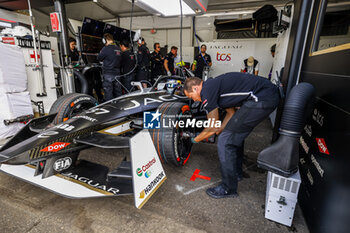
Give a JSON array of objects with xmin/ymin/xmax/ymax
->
[{"xmin": 102, "ymin": 37, "xmax": 106, "ymax": 45}]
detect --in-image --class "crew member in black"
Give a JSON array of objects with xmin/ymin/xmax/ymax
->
[
  {"xmin": 192, "ymin": 44, "xmax": 212, "ymax": 79},
  {"xmin": 184, "ymin": 72, "xmax": 279, "ymax": 198},
  {"xmin": 136, "ymin": 37, "xmax": 150, "ymax": 88},
  {"xmin": 68, "ymin": 37, "xmax": 79, "ymax": 63},
  {"xmin": 97, "ymin": 33, "xmax": 122, "ymax": 101},
  {"xmin": 150, "ymin": 42, "xmax": 164, "ymax": 82},
  {"xmin": 164, "ymin": 46, "xmax": 178, "ymax": 76},
  {"xmin": 120, "ymin": 40, "xmax": 136, "ymax": 92}
]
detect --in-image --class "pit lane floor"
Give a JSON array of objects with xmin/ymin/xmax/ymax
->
[{"xmin": 0, "ymin": 119, "xmax": 309, "ymax": 233}]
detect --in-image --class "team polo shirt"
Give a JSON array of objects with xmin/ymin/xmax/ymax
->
[{"xmin": 200, "ymin": 72, "xmax": 278, "ymax": 113}]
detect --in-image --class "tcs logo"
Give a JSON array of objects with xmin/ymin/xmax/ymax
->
[{"xmin": 216, "ymin": 52, "xmax": 231, "ymax": 61}]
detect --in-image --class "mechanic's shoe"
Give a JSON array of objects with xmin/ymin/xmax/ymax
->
[{"xmin": 206, "ymin": 184, "xmax": 238, "ymax": 199}]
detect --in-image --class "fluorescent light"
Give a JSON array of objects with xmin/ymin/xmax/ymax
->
[
  {"xmin": 137, "ymin": 0, "xmax": 195, "ymax": 17},
  {"xmin": 93, "ymin": 0, "xmax": 98, "ymax": 2}
]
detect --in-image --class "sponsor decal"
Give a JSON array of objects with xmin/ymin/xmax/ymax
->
[
  {"xmin": 216, "ymin": 52, "xmax": 231, "ymax": 61},
  {"xmin": 304, "ymin": 125, "xmax": 312, "ymax": 137},
  {"xmin": 144, "ymin": 171, "xmax": 165, "ymax": 196},
  {"xmin": 312, "ymin": 108, "xmax": 324, "ymax": 126},
  {"xmin": 86, "ymin": 108, "xmax": 110, "ymax": 115},
  {"xmin": 2, "ymin": 37, "xmax": 15, "ymax": 45},
  {"xmin": 55, "ymin": 124, "xmax": 75, "ymax": 131},
  {"xmin": 38, "ymin": 130, "xmax": 59, "ymax": 138},
  {"xmin": 40, "ymin": 142, "xmax": 70, "ymax": 152},
  {"xmin": 136, "ymin": 168, "xmax": 143, "ymax": 177},
  {"xmin": 62, "ymin": 172, "xmax": 119, "ymax": 194},
  {"xmin": 307, "ymin": 169, "xmax": 314, "ymax": 185},
  {"xmin": 145, "ymin": 170, "xmax": 152, "ymax": 178},
  {"xmin": 72, "ymin": 115, "xmax": 97, "ymax": 122},
  {"xmin": 53, "ymin": 157, "xmax": 72, "ymax": 172},
  {"xmin": 139, "ymin": 190, "xmax": 145, "ymax": 199},
  {"xmin": 73, "ymin": 97, "xmax": 92, "ymax": 104},
  {"xmin": 136, "ymin": 158, "xmax": 156, "ymax": 176},
  {"xmin": 311, "ymin": 154, "xmax": 324, "ymax": 177},
  {"xmin": 300, "ymin": 136, "xmax": 309, "ymax": 154},
  {"xmin": 316, "ymin": 138, "xmax": 330, "ymax": 155}
]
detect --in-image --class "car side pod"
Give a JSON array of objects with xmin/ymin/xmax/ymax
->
[{"xmin": 257, "ymin": 82, "xmax": 315, "ymax": 177}]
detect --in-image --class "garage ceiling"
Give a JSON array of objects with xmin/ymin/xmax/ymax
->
[
  {"xmin": 0, "ymin": 0, "xmax": 292, "ymax": 20},
  {"xmin": 1, "ymin": 0, "xmax": 350, "ymax": 21}
]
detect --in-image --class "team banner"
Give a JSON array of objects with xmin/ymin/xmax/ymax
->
[
  {"xmin": 202, "ymin": 38, "xmax": 276, "ymax": 78},
  {"xmin": 130, "ymin": 129, "xmax": 166, "ymax": 209}
]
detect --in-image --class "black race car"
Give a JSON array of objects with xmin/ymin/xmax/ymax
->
[{"xmin": 0, "ymin": 76, "xmax": 206, "ymax": 199}]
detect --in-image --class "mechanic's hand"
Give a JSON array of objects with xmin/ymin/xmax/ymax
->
[
  {"xmin": 191, "ymin": 137, "xmax": 199, "ymax": 144},
  {"xmin": 167, "ymin": 71, "xmax": 172, "ymax": 76}
]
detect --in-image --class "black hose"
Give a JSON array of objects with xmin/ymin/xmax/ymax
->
[
  {"xmin": 73, "ymin": 70, "xmax": 89, "ymax": 94},
  {"xmin": 257, "ymin": 82, "xmax": 315, "ymax": 177},
  {"xmin": 280, "ymin": 82, "xmax": 315, "ymax": 135}
]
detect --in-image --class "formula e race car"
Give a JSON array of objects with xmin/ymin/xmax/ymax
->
[{"xmin": 0, "ymin": 75, "xmax": 205, "ymax": 206}]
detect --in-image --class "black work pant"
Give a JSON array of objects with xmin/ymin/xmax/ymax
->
[
  {"xmin": 102, "ymin": 73, "xmax": 122, "ymax": 101},
  {"xmin": 217, "ymin": 93, "xmax": 279, "ymax": 192}
]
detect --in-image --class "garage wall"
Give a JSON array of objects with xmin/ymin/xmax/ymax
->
[{"xmin": 120, "ymin": 15, "xmax": 216, "ymax": 52}]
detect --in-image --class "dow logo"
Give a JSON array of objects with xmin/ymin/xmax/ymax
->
[
  {"xmin": 143, "ymin": 110, "xmax": 161, "ymax": 129},
  {"xmin": 136, "ymin": 168, "xmax": 143, "ymax": 177}
]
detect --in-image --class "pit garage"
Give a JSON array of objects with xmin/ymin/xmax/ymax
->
[{"xmin": 0, "ymin": 1, "xmax": 349, "ymax": 233}]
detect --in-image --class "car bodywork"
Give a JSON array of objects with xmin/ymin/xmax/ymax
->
[{"xmin": 0, "ymin": 76, "xmax": 199, "ymax": 199}]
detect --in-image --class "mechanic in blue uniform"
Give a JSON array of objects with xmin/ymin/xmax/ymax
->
[
  {"xmin": 120, "ymin": 40, "xmax": 136, "ymax": 92},
  {"xmin": 164, "ymin": 46, "xmax": 178, "ymax": 76},
  {"xmin": 184, "ymin": 72, "xmax": 280, "ymax": 198},
  {"xmin": 97, "ymin": 33, "xmax": 122, "ymax": 101},
  {"xmin": 136, "ymin": 37, "xmax": 151, "ymax": 88},
  {"xmin": 191, "ymin": 44, "xmax": 212, "ymax": 79}
]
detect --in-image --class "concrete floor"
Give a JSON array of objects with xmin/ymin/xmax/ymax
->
[{"xmin": 0, "ymin": 119, "xmax": 309, "ymax": 233}]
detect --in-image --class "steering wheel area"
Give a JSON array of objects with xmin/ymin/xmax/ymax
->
[{"xmin": 152, "ymin": 76, "xmax": 187, "ymax": 97}]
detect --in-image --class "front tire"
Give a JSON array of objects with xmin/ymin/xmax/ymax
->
[
  {"xmin": 49, "ymin": 93, "xmax": 98, "ymax": 124},
  {"xmin": 151, "ymin": 102, "xmax": 193, "ymax": 166}
]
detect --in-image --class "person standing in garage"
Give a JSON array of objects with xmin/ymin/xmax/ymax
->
[
  {"xmin": 97, "ymin": 33, "xmax": 122, "ymax": 101},
  {"xmin": 268, "ymin": 44, "xmax": 276, "ymax": 81},
  {"xmin": 183, "ymin": 72, "xmax": 279, "ymax": 198},
  {"xmin": 150, "ymin": 42, "xmax": 165, "ymax": 83},
  {"xmin": 164, "ymin": 46, "xmax": 178, "ymax": 76},
  {"xmin": 241, "ymin": 56, "xmax": 259, "ymax": 75},
  {"xmin": 120, "ymin": 40, "xmax": 136, "ymax": 92},
  {"xmin": 192, "ymin": 44, "xmax": 212, "ymax": 79},
  {"xmin": 136, "ymin": 37, "xmax": 150, "ymax": 88},
  {"xmin": 68, "ymin": 37, "xmax": 79, "ymax": 63}
]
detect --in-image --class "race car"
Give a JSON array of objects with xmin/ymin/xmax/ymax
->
[{"xmin": 0, "ymin": 75, "xmax": 204, "ymax": 202}]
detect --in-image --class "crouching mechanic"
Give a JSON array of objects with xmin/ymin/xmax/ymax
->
[{"xmin": 183, "ymin": 72, "xmax": 280, "ymax": 198}]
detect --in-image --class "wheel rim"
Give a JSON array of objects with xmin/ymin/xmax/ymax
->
[{"xmin": 175, "ymin": 110, "xmax": 193, "ymax": 165}]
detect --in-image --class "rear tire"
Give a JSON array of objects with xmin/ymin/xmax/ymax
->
[
  {"xmin": 151, "ymin": 102, "xmax": 193, "ymax": 166},
  {"xmin": 49, "ymin": 93, "xmax": 98, "ymax": 124}
]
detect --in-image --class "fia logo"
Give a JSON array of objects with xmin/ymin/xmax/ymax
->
[
  {"xmin": 53, "ymin": 157, "xmax": 72, "ymax": 172},
  {"xmin": 143, "ymin": 110, "xmax": 161, "ymax": 129}
]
